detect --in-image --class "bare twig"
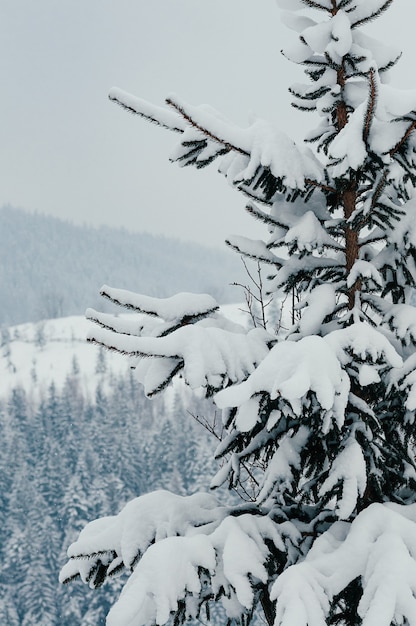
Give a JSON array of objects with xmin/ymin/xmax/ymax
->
[
  {"xmin": 187, "ymin": 410, "xmax": 224, "ymax": 441},
  {"xmin": 232, "ymin": 259, "xmax": 273, "ymax": 330}
]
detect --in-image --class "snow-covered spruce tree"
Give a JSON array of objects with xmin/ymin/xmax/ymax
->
[{"xmin": 61, "ymin": 2, "xmax": 416, "ymax": 625}]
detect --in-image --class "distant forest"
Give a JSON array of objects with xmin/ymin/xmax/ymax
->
[
  {"xmin": 0, "ymin": 205, "xmax": 252, "ymax": 625},
  {"xmin": 0, "ymin": 206, "xmax": 244, "ymax": 325},
  {"xmin": 0, "ymin": 369, "xmax": 218, "ymax": 625}
]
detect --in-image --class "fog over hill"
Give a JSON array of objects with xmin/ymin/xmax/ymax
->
[{"xmin": 0, "ymin": 206, "xmax": 245, "ymax": 326}]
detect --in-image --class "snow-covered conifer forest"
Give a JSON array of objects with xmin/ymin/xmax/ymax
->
[
  {"xmin": 62, "ymin": 0, "xmax": 416, "ymax": 625},
  {"xmin": 0, "ymin": 316, "xmax": 220, "ymax": 624},
  {"xmin": 0, "ymin": 211, "xmax": 244, "ymax": 624}
]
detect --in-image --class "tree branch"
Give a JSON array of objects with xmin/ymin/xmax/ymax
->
[
  {"xmin": 302, "ymin": 0, "xmax": 331, "ymax": 10},
  {"xmin": 305, "ymin": 178, "xmax": 337, "ymax": 194},
  {"xmin": 350, "ymin": 0, "xmax": 394, "ymax": 29},
  {"xmin": 389, "ymin": 120, "xmax": 416, "ymax": 156},
  {"xmin": 109, "ymin": 88, "xmax": 185, "ymax": 133},
  {"xmin": 166, "ymin": 97, "xmax": 248, "ymax": 157},
  {"xmin": 363, "ymin": 69, "xmax": 377, "ymax": 146}
]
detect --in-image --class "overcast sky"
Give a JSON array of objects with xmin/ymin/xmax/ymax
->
[{"xmin": 1, "ymin": 0, "xmax": 415, "ymax": 248}]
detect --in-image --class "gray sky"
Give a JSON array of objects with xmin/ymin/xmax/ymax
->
[{"xmin": 1, "ymin": 0, "xmax": 415, "ymax": 248}]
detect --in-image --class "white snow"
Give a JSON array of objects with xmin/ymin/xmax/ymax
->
[
  {"xmin": 0, "ymin": 304, "xmax": 250, "ymax": 403},
  {"xmin": 347, "ymin": 260, "xmax": 383, "ymax": 289},
  {"xmin": 318, "ymin": 437, "xmax": 367, "ymax": 520},
  {"xmin": 301, "ymin": 11, "xmax": 352, "ymax": 60},
  {"xmin": 284, "ymin": 211, "xmax": 341, "ymax": 253},
  {"xmin": 215, "ymin": 335, "xmax": 349, "ymax": 430},
  {"xmin": 358, "ymin": 364, "xmax": 381, "ymax": 386},
  {"xmin": 271, "ymin": 192, "xmax": 332, "ymax": 230},
  {"xmin": 297, "ymin": 285, "xmax": 336, "ymax": 337},
  {"xmin": 352, "ymin": 32, "xmax": 401, "ymax": 74},
  {"xmin": 346, "ymin": 0, "xmax": 404, "ymax": 27},
  {"xmin": 272, "ymin": 503, "xmax": 416, "ymax": 626},
  {"xmin": 109, "ymin": 87, "xmax": 186, "ymax": 133},
  {"xmin": 384, "ymin": 303, "xmax": 416, "ymax": 346},
  {"xmin": 62, "ymin": 488, "xmax": 292, "ymax": 626},
  {"xmin": 376, "ymin": 84, "xmax": 416, "ymax": 118},
  {"xmin": 226, "ymin": 235, "xmax": 284, "ymax": 264},
  {"xmin": 165, "ymin": 93, "xmax": 323, "ymax": 190},
  {"xmin": 110, "ymin": 87, "xmax": 324, "ymax": 192},
  {"xmin": 329, "ymin": 103, "xmax": 368, "ymax": 176},
  {"xmin": 326, "ymin": 322, "xmax": 403, "ymax": 370},
  {"xmin": 210, "ymin": 514, "xmax": 285, "ymax": 609},
  {"xmin": 107, "ymin": 534, "xmax": 216, "ymax": 626},
  {"xmin": 257, "ymin": 426, "xmax": 310, "ymax": 503},
  {"xmin": 0, "ymin": 316, "xmax": 128, "ymax": 402},
  {"xmin": 280, "ymin": 12, "xmax": 316, "ymax": 34},
  {"xmin": 89, "ymin": 321, "xmax": 272, "ymax": 395},
  {"xmin": 65, "ymin": 490, "xmax": 220, "ymax": 570},
  {"xmin": 56, "ymin": 4, "xmax": 416, "ymax": 626},
  {"xmin": 98, "ymin": 286, "xmax": 219, "ymax": 321}
]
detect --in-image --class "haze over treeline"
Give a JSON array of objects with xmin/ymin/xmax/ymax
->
[{"xmin": 0, "ymin": 206, "xmax": 244, "ymax": 326}]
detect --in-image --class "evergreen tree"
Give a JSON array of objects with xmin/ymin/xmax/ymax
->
[{"xmin": 63, "ymin": 2, "xmax": 416, "ymax": 626}]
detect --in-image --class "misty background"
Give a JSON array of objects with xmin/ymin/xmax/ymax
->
[
  {"xmin": 2, "ymin": 0, "xmax": 415, "ymax": 248},
  {"xmin": 2, "ymin": 2, "xmax": 416, "ymax": 624},
  {"xmin": 0, "ymin": 206, "xmax": 244, "ymax": 326}
]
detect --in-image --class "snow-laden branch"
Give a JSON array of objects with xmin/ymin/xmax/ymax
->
[
  {"xmin": 109, "ymin": 88, "xmax": 324, "ymax": 198},
  {"xmin": 215, "ymin": 334, "xmax": 349, "ymax": 430},
  {"xmin": 167, "ymin": 94, "xmax": 323, "ymax": 190},
  {"xmin": 61, "ymin": 490, "xmax": 297, "ymax": 626},
  {"xmin": 88, "ymin": 323, "xmax": 272, "ymax": 394},
  {"xmin": 60, "ymin": 491, "xmax": 222, "ymax": 587},
  {"xmin": 99, "ymin": 285, "xmax": 219, "ymax": 320},
  {"xmin": 272, "ymin": 503, "xmax": 416, "ymax": 626},
  {"xmin": 109, "ymin": 87, "xmax": 185, "ymax": 133}
]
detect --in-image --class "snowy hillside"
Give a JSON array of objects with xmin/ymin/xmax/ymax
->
[
  {"xmin": 0, "ymin": 316, "xmax": 127, "ymax": 401},
  {"xmin": 0, "ymin": 305, "xmax": 251, "ymax": 402}
]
